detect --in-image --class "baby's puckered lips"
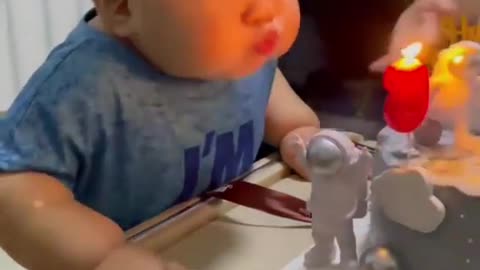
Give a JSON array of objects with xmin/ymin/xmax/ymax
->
[{"xmin": 254, "ymin": 29, "xmax": 279, "ymax": 56}]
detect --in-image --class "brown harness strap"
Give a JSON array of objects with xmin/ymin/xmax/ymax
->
[{"xmin": 207, "ymin": 180, "xmax": 312, "ymax": 223}]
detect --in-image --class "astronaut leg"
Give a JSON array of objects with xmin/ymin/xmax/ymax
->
[
  {"xmin": 353, "ymin": 184, "xmax": 368, "ymax": 219},
  {"xmin": 304, "ymin": 230, "xmax": 336, "ymax": 268},
  {"xmin": 337, "ymin": 219, "xmax": 358, "ymax": 263}
]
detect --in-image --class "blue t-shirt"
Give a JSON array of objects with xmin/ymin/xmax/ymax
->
[{"xmin": 0, "ymin": 12, "xmax": 276, "ymax": 230}]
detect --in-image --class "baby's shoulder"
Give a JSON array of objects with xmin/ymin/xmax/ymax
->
[
  {"xmin": 13, "ymin": 33, "xmax": 154, "ymax": 111},
  {"xmin": 34, "ymin": 37, "xmax": 145, "ymax": 93}
]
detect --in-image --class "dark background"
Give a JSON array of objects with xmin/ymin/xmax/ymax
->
[
  {"xmin": 258, "ymin": 0, "xmax": 410, "ymax": 157},
  {"xmin": 281, "ymin": 0, "xmax": 412, "ymax": 134}
]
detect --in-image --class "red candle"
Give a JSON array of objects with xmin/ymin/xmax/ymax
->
[{"xmin": 383, "ymin": 43, "xmax": 430, "ymax": 133}]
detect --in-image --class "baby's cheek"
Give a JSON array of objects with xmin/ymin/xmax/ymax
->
[
  {"xmin": 199, "ymin": 31, "xmax": 251, "ymax": 73},
  {"xmin": 277, "ymin": 0, "xmax": 300, "ymax": 56}
]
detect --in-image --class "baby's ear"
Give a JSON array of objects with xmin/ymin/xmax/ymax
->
[{"xmin": 96, "ymin": 0, "xmax": 134, "ymax": 37}]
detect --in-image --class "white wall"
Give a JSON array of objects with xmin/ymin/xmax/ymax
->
[{"xmin": 0, "ymin": 0, "xmax": 92, "ymax": 111}]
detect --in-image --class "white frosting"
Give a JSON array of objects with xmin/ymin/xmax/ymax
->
[
  {"xmin": 421, "ymin": 159, "xmax": 480, "ymax": 196},
  {"xmin": 371, "ymin": 168, "xmax": 446, "ymax": 233},
  {"xmin": 376, "ymin": 127, "xmax": 480, "ymax": 197}
]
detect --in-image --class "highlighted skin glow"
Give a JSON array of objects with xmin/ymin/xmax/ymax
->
[{"xmin": 33, "ymin": 200, "xmax": 44, "ymax": 208}]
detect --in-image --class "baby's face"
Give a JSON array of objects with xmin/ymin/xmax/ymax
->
[{"xmin": 128, "ymin": 0, "xmax": 300, "ymax": 79}]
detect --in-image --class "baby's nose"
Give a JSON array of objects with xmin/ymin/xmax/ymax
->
[{"xmin": 242, "ymin": 0, "xmax": 278, "ymax": 27}]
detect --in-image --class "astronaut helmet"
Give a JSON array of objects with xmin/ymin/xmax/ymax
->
[{"xmin": 306, "ymin": 129, "xmax": 359, "ymax": 177}]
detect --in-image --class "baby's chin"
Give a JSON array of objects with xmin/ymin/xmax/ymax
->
[
  {"xmin": 222, "ymin": 62, "xmax": 274, "ymax": 80},
  {"xmin": 155, "ymin": 51, "xmax": 279, "ymax": 81},
  {"xmin": 195, "ymin": 58, "xmax": 277, "ymax": 81},
  {"xmin": 229, "ymin": 51, "xmax": 285, "ymax": 78}
]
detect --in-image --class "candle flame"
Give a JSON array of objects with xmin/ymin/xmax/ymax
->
[
  {"xmin": 401, "ymin": 42, "xmax": 423, "ymax": 59},
  {"xmin": 394, "ymin": 42, "xmax": 423, "ymax": 71},
  {"xmin": 452, "ymin": 55, "xmax": 465, "ymax": 64}
]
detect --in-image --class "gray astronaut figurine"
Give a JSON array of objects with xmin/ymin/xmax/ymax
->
[{"xmin": 303, "ymin": 130, "xmax": 372, "ymax": 269}]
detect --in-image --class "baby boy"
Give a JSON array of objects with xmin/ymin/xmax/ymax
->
[
  {"xmin": 0, "ymin": 0, "xmax": 320, "ymax": 269},
  {"xmin": 1, "ymin": 0, "xmax": 476, "ymax": 269}
]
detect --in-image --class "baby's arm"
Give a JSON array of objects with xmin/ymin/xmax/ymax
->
[
  {"xmin": 264, "ymin": 68, "xmax": 320, "ymax": 178},
  {"xmin": 0, "ymin": 172, "xmax": 168, "ymax": 270}
]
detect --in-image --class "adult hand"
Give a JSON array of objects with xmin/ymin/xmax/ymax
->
[{"xmin": 370, "ymin": 0, "xmax": 458, "ymax": 72}]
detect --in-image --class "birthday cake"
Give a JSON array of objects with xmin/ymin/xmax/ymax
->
[
  {"xmin": 297, "ymin": 40, "xmax": 480, "ymax": 270},
  {"xmin": 361, "ymin": 40, "xmax": 480, "ymax": 270},
  {"xmin": 361, "ymin": 126, "xmax": 480, "ymax": 270}
]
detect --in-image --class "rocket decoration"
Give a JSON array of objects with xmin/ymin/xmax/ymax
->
[{"xmin": 383, "ymin": 42, "xmax": 430, "ymax": 133}]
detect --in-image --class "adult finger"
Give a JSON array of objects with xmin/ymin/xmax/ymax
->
[
  {"xmin": 416, "ymin": 0, "xmax": 458, "ymax": 14},
  {"xmin": 369, "ymin": 54, "xmax": 393, "ymax": 73},
  {"xmin": 370, "ymin": 11, "xmax": 442, "ymax": 73}
]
